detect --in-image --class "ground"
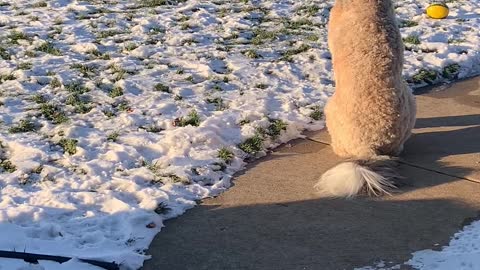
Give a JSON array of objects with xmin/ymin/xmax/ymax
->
[
  {"xmin": 0, "ymin": 0, "xmax": 479, "ymax": 269},
  {"xmin": 144, "ymin": 77, "xmax": 480, "ymax": 270}
]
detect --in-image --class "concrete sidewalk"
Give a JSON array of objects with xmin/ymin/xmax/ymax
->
[{"xmin": 143, "ymin": 77, "xmax": 480, "ymax": 270}]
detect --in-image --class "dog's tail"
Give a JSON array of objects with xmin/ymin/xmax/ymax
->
[{"xmin": 314, "ymin": 156, "xmax": 399, "ymax": 198}]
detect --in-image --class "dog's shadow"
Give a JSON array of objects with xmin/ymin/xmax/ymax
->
[
  {"xmin": 415, "ymin": 114, "xmax": 480, "ymax": 129},
  {"xmin": 401, "ymin": 114, "xmax": 480, "ymax": 181}
]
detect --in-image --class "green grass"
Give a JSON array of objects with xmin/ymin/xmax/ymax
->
[
  {"xmin": 8, "ymin": 30, "xmax": 30, "ymax": 44},
  {"xmin": 109, "ymin": 86, "xmax": 124, "ymax": 98},
  {"xmin": 309, "ymin": 106, "xmax": 323, "ymax": 121},
  {"xmin": 58, "ymin": 138, "xmax": 78, "ymax": 155},
  {"xmin": 65, "ymin": 92, "xmax": 92, "ymax": 113},
  {"xmin": 71, "ymin": 63, "xmax": 96, "ymax": 77},
  {"xmin": 283, "ymin": 18, "xmax": 315, "ymax": 29},
  {"xmin": 154, "ymin": 83, "xmax": 170, "ymax": 93},
  {"xmin": 141, "ymin": 0, "xmax": 168, "ymax": 7},
  {"xmin": 103, "ymin": 110, "xmax": 116, "ymax": 118},
  {"xmin": 185, "ymin": 75, "xmax": 195, "ymax": 83},
  {"xmin": 18, "ymin": 62, "xmax": 32, "ymax": 70},
  {"xmin": 50, "ymin": 77, "xmax": 62, "ymax": 88},
  {"xmin": 238, "ymin": 119, "xmax": 250, "ymax": 126},
  {"xmin": 53, "ymin": 17, "xmax": 63, "ymax": 25},
  {"xmin": 64, "ymin": 81, "xmax": 89, "ymax": 94},
  {"xmin": 411, "ymin": 69, "xmax": 438, "ymax": 84},
  {"xmin": 0, "ymin": 47, "xmax": 10, "ymax": 60},
  {"xmin": 36, "ymin": 42, "xmax": 61, "ymax": 55},
  {"xmin": 266, "ymin": 119, "xmax": 288, "ymax": 139},
  {"xmin": 97, "ymin": 30, "xmax": 124, "ymax": 38},
  {"xmin": 238, "ymin": 134, "xmax": 264, "ymax": 155},
  {"xmin": 86, "ymin": 49, "xmax": 107, "ymax": 59},
  {"xmin": 255, "ymin": 83, "xmax": 268, "ymax": 89},
  {"xmin": 15, "ymin": 11, "xmax": 28, "ymax": 16},
  {"xmin": 167, "ymin": 174, "xmax": 188, "ymax": 184},
  {"xmin": 109, "ymin": 64, "xmax": 132, "ymax": 82},
  {"xmin": 251, "ymin": 29, "xmax": 278, "ymax": 45},
  {"xmin": 50, "ymin": 26, "xmax": 62, "ymax": 36},
  {"xmin": 218, "ymin": 147, "xmax": 234, "ymax": 163},
  {"xmin": 40, "ymin": 103, "xmax": 69, "ymax": 124},
  {"xmin": 107, "ymin": 132, "xmax": 119, "ymax": 142},
  {"xmin": 25, "ymin": 51, "xmax": 36, "ymax": 57},
  {"xmin": 280, "ymin": 44, "xmax": 311, "ymax": 62},
  {"xmin": 442, "ymin": 63, "xmax": 460, "ymax": 79},
  {"xmin": 32, "ymin": 1, "xmax": 47, "ymax": 8},
  {"xmin": 181, "ymin": 38, "xmax": 197, "ymax": 46},
  {"xmin": 296, "ymin": 5, "xmax": 320, "ymax": 16},
  {"xmin": 448, "ymin": 38, "xmax": 466, "ymax": 44},
  {"xmin": 32, "ymin": 165, "xmax": 43, "ymax": 174},
  {"xmin": 206, "ymin": 97, "xmax": 226, "ymax": 111},
  {"xmin": 306, "ymin": 34, "xmax": 319, "ymax": 41},
  {"xmin": 113, "ymin": 70, "xmax": 126, "ymax": 82},
  {"xmin": 9, "ymin": 119, "xmax": 37, "ymax": 133},
  {"xmin": 180, "ymin": 22, "xmax": 191, "ymax": 30},
  {"xmin": 154, "ymin": 202, "xmax": 171, "ymax": 214},
  {"xmin": 0, "ymin": 160, "xmax": 16, "ymax": 173},
  {"xmin": 31, "ymin": 94, "xmax": 47, "ymax": 104},
  {"xmin": 124, "ymin": 42, "xmax": 138, "ymax": 51},
  {"xmin": 74, "ymin": 103, "xmax": 93, "ymax": 114},
  {"xmin": 212, "ymin": 84, "xmax": 222, "ymax": 91},
  {"xmin": 176, "ymin": 110, "xmax": 201, "ymax": 127},
  {"xmin": 176, "ymin": 68, "xmax": 184, "ymax": 74},
  {"xmin": 145, "ymin": 125, "xmax": 163, "ymax": 133},
  {"xmin": 116, "ymin": 100, "xmax": 131, "ymax": 111},
  {"xmin": 0, "ymin": 73, "xmax": 16, "ymax": 83},
  {"xmin": 403, "ymin": 35, "xmax": 421, "ymax": 45},
  {"xmin": 243, "ymin": 49, "xmax": 260, "ymax": 59},
  {"xmin": 399, "ymin": 20, "xmax": 418, "ymax": 28},
  {"xmin": 238, "ymin": 119, "xmax": 287, "ymax": 155}
]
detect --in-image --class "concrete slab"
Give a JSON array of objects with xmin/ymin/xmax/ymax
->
[
  {"xmin": 143, "ymin": 139, "xmax": 480, "ymax": 270},
  {"xmin": 403, "ymin": 77, "xmax": 480, "ymax": 182},
  {"xmin": 307, "ymin": 76, "xmax": 480, "ymax": 181}
]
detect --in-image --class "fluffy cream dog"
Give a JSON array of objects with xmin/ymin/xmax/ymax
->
[{"xmin": 315, "ymin": 0, "xmax": 416, "ymax": 197}]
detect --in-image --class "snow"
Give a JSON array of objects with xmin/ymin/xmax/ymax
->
[
  {"xmin": 0, "ymin": 0, "xmax": 478, "ymax": 269},
  {"xmin": 407, "ymin": 220, "xmax": 480, "ymax": 270},
  {"xmin": 357, "ymin": 220, "xmax": 480, "ymax": 270}
]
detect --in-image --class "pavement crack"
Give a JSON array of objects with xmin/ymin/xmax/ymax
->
[
  {"xmin": 398, "ymin": 160, "xmax": 480, "ymax": 184},
  {"xmin": 306, "ymin": 137, "xmax": 480, "ymax": 185},
  {"xmin": 306, "ymin": 137, "xmax": 330, "ymax": 146}
]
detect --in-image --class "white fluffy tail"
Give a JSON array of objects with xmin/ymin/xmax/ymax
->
[{"xmin": 314, "ymin": 158, "xmax": 398, "ymax": 198}]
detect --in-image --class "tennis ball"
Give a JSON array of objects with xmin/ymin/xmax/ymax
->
[{"xmin": 426, "ymin": 3, "xmax": 449, "ymax": 19}]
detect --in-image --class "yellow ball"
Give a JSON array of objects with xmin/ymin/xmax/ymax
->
[{"xmin": 426, "ymin": 3, "xmax": 449, "ymax": 19}]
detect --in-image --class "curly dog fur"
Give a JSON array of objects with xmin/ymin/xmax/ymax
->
[{"xmin": 315, "ymin": 0, "xmax": 416, "ymax": 197}]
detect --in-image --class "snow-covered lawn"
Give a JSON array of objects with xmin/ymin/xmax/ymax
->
[{"xmin": 0, "ymin": 0, "xmax": 478, "ymax": 269}]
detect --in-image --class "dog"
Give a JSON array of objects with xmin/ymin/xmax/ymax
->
[{"xmin": 315, "ymin": 0, "xmax": 416, "ymax": 197}]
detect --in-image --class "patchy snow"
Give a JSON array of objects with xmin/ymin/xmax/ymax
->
[
  {"xmin": 406, "ymin": 220, "xmax": 480, "ymax": 270},
  {"xmin": 357, "ymin": 220, "xmax": 480, "ymax": 270},
  {"xmin": 0, "ymin": 0, "xmax": 478, "ymax": 269},
  {"xmin": 397, "ymin": 0, "xmax": 480, "ymax": 86}
]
